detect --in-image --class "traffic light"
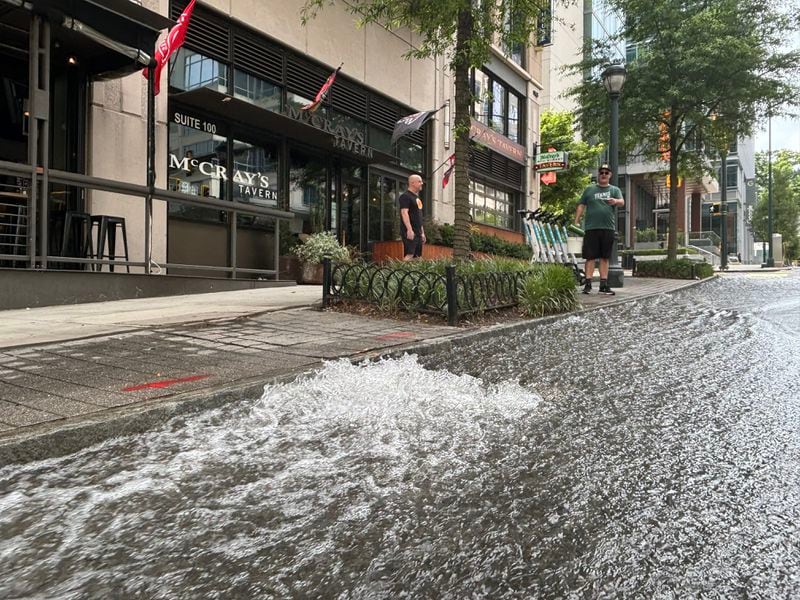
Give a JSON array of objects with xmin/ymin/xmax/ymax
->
[{"xmin": 710, "ymin": 203, "xmax": 721, "ymax": 214}]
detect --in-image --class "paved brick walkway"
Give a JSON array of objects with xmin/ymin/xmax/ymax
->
[{"xmin": 0, "ymin": 274, "xmax": 708, "ymax": 463}]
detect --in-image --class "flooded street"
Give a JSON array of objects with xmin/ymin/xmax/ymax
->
[{"xmin": 1, "ymin": 272, "xmax": 799, "ymax": 598}]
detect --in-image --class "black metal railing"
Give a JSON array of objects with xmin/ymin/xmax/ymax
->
[{"xmin": 322, "ymin": 259, "xmax": 531, "ymax": 326}]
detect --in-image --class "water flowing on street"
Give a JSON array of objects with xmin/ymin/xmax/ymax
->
[{"xmin": 1, "ymin": 272, "xmax": 799, "ymax": 598}]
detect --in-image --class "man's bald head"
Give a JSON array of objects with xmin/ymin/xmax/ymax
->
[{"xmin": 408, "ymin": 174, "xmax": 424, "ymax": 194}]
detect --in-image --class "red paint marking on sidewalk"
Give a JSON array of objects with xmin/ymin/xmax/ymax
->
[
  {"xmin": 122, "ymin": 374, "xmax": 210, "ymax": 392},
  {"xmin": 374, "ymin": 332, "xmax": 417, "ymax": 342}
]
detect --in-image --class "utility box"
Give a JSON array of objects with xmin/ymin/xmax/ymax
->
[{"xmin": 773, "ymin": 233, "xmax": 784, "ymax": 266}]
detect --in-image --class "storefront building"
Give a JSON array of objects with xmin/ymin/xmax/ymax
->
[
  {"xmin": 1, "ymin": 0, "xmax": 541, "ymax": 299},
  {"xmin": 163, "ymin": 0, "xmax": 430, "ymax": 275}
]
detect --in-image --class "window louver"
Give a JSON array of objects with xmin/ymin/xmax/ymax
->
[
  {"xmin": 233, "ymin": 33, "xmax": 283, "ymax": 83},
  {"xmin": 368, "ymin": 98, "xmax": 401, "ymax": 131},
  {"xmin": 285, "ymin": 54, "xmax": 328, "ymax": 100},
  {"xmin": 470, "ymin": 147, "xmax": 524, "ymax": 190},
  {"xmin": 171, "ymin": 2, "xmax": 230, "ymax": 62},
  {"xmin": 331, "ymin": 81, "xmax": 367, "ymax": 120}
]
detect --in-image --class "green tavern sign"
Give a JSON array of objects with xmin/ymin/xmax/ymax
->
[{"xmin": 534, "ymin": 151, "xmax": 569, "ymax": 172}]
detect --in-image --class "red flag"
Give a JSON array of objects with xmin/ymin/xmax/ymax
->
[
  {"xmin": 142, "ymin": 0, "xmax": 197, "ymax": 96},
  {"xmin": 302, "ymin": 63, "xmax": 343, "ymax": 112},
  {"xmin": 441, "ymin": 153, "xmax": 456, "ymax": 189}
]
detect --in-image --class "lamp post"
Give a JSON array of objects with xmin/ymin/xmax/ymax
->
[
  {"xmin": 720, "ymin": 151, "xmax": 729, "ymax": 270},
  {"xmin": 601, "ymin": 64, "xmax": 627, "ymax": 287},
  {"xmin": 766, "ymin": 110, "xmax": 775, "ymax": 267}
]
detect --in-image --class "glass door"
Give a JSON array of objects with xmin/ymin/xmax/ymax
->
[
  {"xmin": 368, "ymin": 172, "xmax": 406, "ymax": 245},
  {"xmin": 339, "ymin": 164, "xmax": 363, "ymax": 250}
]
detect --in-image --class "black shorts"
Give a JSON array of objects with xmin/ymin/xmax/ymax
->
[
  {"xmin": 402, "ymin": 234, "xmax": 423, "ymax": 258},
  {"xmin": 582, "ymin": 229, "xmax": 615, "ymax": 260}
]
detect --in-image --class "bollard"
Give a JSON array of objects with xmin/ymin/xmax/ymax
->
[
  {"xmin": 445, "ymin": 265, "xmax": 458, "ymax": 326},
  {"xmin": 322, "ymin": 258, "xmax": 331, "ymax": 307}
]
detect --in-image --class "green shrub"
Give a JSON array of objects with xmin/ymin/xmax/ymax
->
[
  {"xmin": 518, "ymin": 264, "xmax": 580, "ymax": 317},
  {"xmin": 334, "ymin": 258, "xmax": 579, "ymax": 320},
  {"xmin": 292, "ymin": 231, "xmax": 350, "ymax": 264},
  {"xmin": 636, "ymin": 227, "xmax": 658, "ymax": 242},
  {"xmin": 634, "ymin": 258, "xmax": 714, "ymax": 279}
]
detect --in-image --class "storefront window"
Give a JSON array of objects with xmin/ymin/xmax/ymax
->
[
  {"xmin": 289, "ymin": 149, "xmax": 328, "ymax": 235},
  {"xmin": 508, "ymin": 95, "xmax": 520, "ymax": 144},
  {"xmin": 471, "ymin": 68, "xmax": 523, "ymax": 143},
  {"xmin": 491, "ymin": 81, "xmax": 506, "ymax": 134},
  {"xmin": 168, "ymin": 121, "xmax": 228, "ymax": 222},
  {"xmin": 233, "ymin": 69, "xmax": 280, "ymax": 112},
  {"xmin": 473, "ymin": 70, "xmax": 490, "ymax": 126},
  {"xmin": 286, "ymin": 92, "xmax": 314, "ymax": 112},
  {"xmin": 170, "ymin": 48, "xmax": 228, "ymax": 94},
  {"xmin": 232, "ymin": 139, "xmax": 280, "ymax": 208},
  {"xmin": 470, "ymin": 179, "xmax": 515, "ymax": 230},
  {"xmin": 398, "ymin": 140, "xmax": 423, "ymax": 173},
  {"xmin": 369, "ymin": 126, "xmax": 392, "ymax": 154}
]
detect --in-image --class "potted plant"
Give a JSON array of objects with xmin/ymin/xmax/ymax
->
[{"xmin": 291, "ymin": 231, "xmax": 350, "ymax": 284}]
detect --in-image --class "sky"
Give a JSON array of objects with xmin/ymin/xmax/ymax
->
[
  {"xmin": 754, "ymin": 28, "xmax": 800, "ymax": 155},
  {"xmin": 754, "ymin": 115, "xmax": 800, "ymax": 155}
]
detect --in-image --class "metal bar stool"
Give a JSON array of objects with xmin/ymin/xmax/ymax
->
[
  {"xmin": 59, "ymin": 211, "xmax": 94, "ymax": 270},
  {"xmin": 92, "ymin": 215, "xmax": 130, "ymax": 273}
]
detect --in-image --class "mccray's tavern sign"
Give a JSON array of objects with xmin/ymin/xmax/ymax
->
[
  {"xmin": 285, "ymin": 105, "xmax": 374, "ymax": 160},
  {"xmin": 168, "ymin": 154, "xmax": 279, "ymax": 201}
]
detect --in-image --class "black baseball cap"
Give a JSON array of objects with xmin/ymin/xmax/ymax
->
[{"xmin": 598, "ymin": 164, "xmax": 612, "ymax": 173}]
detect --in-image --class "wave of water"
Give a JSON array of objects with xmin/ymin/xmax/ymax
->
[
  {"xmin": 2, "ymin": 274, "xmax": 800, "ymax": 598},
  {"xmin": 1, "ymin": 356, "xmax": 545, "ymax": 598}
]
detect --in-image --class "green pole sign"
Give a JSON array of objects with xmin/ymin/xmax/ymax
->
[{"xmin": 534, "ymin": 151, "xmax": 569, "ymax": 172}]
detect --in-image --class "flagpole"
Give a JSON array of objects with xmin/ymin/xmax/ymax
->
[
  {"xmin": 145, "ymin": 59, "xmax": 156, "ymax": 275},
  {"xmin": 431, "ymin": 154, "xmax": 455, "ymax": 175}
]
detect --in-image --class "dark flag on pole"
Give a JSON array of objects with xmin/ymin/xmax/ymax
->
[
  {"xmin": 390, "ymin": 105, "xmax": 445, "ymax": 145},
  {"xmin": 142, "ymin": 0, "xmax": 196, "ymax": 96},
  {"xmin": 441, "ymin": 153, "xmax": 456, "ymax": 189},
  {"xmin": 302, "ymin": 63, "xmax": 343, "ymax": 112}
]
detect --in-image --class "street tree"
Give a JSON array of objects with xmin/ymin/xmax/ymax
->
[
  {"xmin": 538, "ymin": 110, "xmax": 604, "ymax": 216},
  {"xmin": 302, "ymin": 0, "xmax": 556, "ymax": 258},
  {"xmin": 752, "ymin": 150, "xmax": 800, "ymax": 262},
  {"xmin": 567, "ymin": 0, "xmax": 800, "ymax": 259}
]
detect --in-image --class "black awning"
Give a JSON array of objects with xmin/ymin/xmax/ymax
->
[
  {"xmin": 172, "ymin": 87, "xmax": 398, "ymax": 167},
  {"xmin": 28, "ymin": 0, "xmax": 173, "ymax": 77}
]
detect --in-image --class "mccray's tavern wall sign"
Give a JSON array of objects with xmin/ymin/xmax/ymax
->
[{"xmin": 285, "ymin": 105, "xmax": 374, "ymax": 160}]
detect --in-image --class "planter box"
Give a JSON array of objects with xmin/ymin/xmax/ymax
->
[
  {"xmin": 371, "ymin": 240, "xmax": 494, "ymax": 263},
  {"xmin": 372, "ymin": 240, "xmax": 454, "ymax": 262},
  {"xmin": 634, "ymin": 254, "xmax": 708, "ymax": 263},
  {"xmin": 279, "ymin": 255, "xmax": 300, "ymax": 281},
  {"xmin": 297, "ymin": 261, "xmax": 323, "ymax": 284}
]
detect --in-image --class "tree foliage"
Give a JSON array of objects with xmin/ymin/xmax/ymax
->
[
  {"xmin": 753, "ymin": 150, "xmax": 800, "ymax": 261},
  {"xmin": 302, "ymin": 0, "xmax": 555, "ymax": 258},
  {"xmin": 567, "ymin": 0, "xmax": 800, "ymax": 259},
  {"xmin": 538, "ymin": 110, "xmax": 604, "ymax": 215}
]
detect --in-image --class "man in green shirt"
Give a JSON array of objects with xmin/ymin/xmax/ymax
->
[{"xmin": 574, "ymin": 163, "xmax": 625, "ymax": 295}]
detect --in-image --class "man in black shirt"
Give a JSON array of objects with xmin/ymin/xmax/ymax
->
[{"xmin": 398, "ymin": 173, "xmax": 426, "ymax": 260}]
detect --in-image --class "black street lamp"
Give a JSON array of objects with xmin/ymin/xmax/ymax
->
[
  {"xmin": 720, "ymin": 152, "xmax": 729, "ymax": 270},
  {"xmin": 766, "ymin": 110, "xmax": 775, "ymax": 267},
  {"xmin": 601, "ymin": 64, "xmax": 627, "ymax": 287}
]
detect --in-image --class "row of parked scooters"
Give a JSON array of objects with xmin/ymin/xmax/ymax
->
[{"xmin": 517, "ymin": 209, "xmax": 586, "ymax": 285}]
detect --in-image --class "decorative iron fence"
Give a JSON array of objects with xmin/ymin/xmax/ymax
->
[{"xmin": 322, "ymin": 259, "xmax": 531, "ymax": 325}]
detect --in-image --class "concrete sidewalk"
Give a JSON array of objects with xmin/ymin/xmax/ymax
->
[{"xmin": 0, "ymin": 275, "xmax": 707, "ymax": 464}]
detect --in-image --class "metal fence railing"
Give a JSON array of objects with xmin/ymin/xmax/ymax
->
[
  {"xmin": 0, "ymin": 159, "xmax": 293, "ymax": 277},
  {"xmin": 322, "ymin": 258, "xmax": 531, "ymax": 326}
]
